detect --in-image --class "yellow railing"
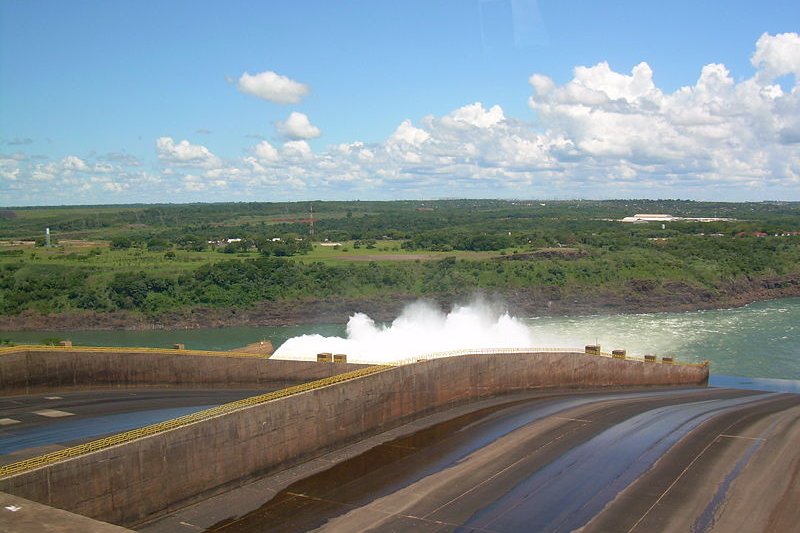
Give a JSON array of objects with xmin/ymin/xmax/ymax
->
[
  {"xmin": 358, "ymin": 347, "xmax": 706, "ymax": 368},
  {"xmin": 0, "ymin": 364, "xmax": 391, "ymax": 479},
  {"xmin": 0, "ymin": 344, "xmax": 269, "ymax": 359},
  {"xmin": 593, "ymin": 350, "xmax": 707, "ymax": 367},
  {"xmin": 0, "ymin": 345, "xmax": 706, "ymax": 367}
]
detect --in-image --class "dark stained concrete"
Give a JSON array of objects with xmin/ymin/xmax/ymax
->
[{"xmin": 138, "ymin": 387, "xmax": 800, "ymax": 533}]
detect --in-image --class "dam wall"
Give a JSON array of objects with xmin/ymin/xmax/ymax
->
[
  {"xmin": 0, "ymin": 346, "xmax": 366, "ymax": 396},
  {"xmin": 0, "ymin": 351, "xmax": 707, "ymax": 527}
]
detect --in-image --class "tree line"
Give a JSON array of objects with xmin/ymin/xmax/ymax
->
[{"xmin": 2, "ymin": 233, "xmax": 798, "ymax": 316}]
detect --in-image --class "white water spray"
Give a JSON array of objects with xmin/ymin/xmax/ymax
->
[{"xmin": 271, "ymin": 300, "xmax": 536, "ymax": 364}]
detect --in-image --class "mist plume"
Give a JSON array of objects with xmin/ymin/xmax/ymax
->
[{"xmin": 271, "ymin": 299, "xmax": 535, "ymax": 364}]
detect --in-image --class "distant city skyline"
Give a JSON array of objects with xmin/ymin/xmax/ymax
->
[{"xmin": 1, "ymin": 0, "xmax": 799, "ymax": 206}]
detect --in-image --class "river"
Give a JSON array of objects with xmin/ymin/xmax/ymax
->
[{"xmin": 2, "ymin": 297, "xmax": 798, "ymax": 380}]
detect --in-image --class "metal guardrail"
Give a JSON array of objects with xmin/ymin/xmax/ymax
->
[
  {"xmin": 0, "ymin": 345, "xmax": 269, "ymax": 359},
  {"xmin": 0, "ymin": 364, "xmax": 391, "ymax": 479}
]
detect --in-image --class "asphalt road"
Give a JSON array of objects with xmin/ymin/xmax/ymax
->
[
  {"xmin": 149, "ymin": 386, "xmax": 800, "ymax": 533},
  {"xmin": 0, "ymin": 388, "xmax": 270, "ymax": 464}
]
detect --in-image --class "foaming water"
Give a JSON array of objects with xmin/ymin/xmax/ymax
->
[
  {"xmin": 4, "ymin": 298, "xmax": 797, "ymax": 379},
  {"xmin": 271, "ymin": 300, "xmax": 538, "ymax": 364},
  {"xmin": 273, "ymin": 297, "xmax": 800, "ymax": 378},
  {"xmin": 523, "ymin": 298, "xmax": 800, "ymax": 379}
]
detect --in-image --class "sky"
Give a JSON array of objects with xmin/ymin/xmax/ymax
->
[{"xmin": 1, "ymin": 0, "xmax": 799, "ymax": 206}]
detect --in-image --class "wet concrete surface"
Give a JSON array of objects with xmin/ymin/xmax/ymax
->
[
  {"xmin": 582, "ymin": 393, "xmax": 800, "ymax": 533},
  {"xmin": 141, "ymin": 386, "xmax": 800, "ymax": 533},
  {"xmin": 459, "ymin": 393, "xmax": 773, "ymax": 532}
]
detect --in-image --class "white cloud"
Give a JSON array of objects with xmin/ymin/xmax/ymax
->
[
  {"xmin": 181, "ymin": 174, "xmax": 228, "ymax": 192},
  {"xmin": 253, "ymin": 140, "xmax": 280, "ymax": 162},
  {"xmin": 5, "ymin": 33, "xmax": 800, "ymax": 204},
  {"xmin": 61, "ymin": 155, "xmax": 88, "ymax": 172},
  {"xmin": 102, "ymin": 181, "xmax": 128, "ymax": 193},
  {"xmin": 751, "ymin": 32, "xmax": 800, "ymax": 80},
  {"xmin": 237, "ymin": 70, "xmax": 310, "ymax": 104},
  {"xmin": 389, "ymin": 120, "xmax": 431, "ymax": 146},
  {"xmin": 276, "ymin": 112, "xmax": 321, "ymax": 140},
  {"xmin": 30, "ymin": 164, "xmax": 56, "ymax": 181},
  {"xmin": 156, "ymin": 137, "xmax": 221, "ymax": 168},
  {"xmin": 182, "ymin": 175, "xmax": 206, "ymax": 192},
  {"xmin": 446, "ymin": 102, "xmax": 505, "ymax": 129},
  {"xmin": 283, "ymin": 140, "xmax": 312, "ymax": 159},
  {"xmin": 0, "ymin": 158, "xmax": 20, "ymax": 181},
  {"xmin": 93, "ymin": 162, "xmax": 114, "ymax": 174},
  {"xmin": 521, "ymin": 35, "xmax": 800, "ymax": 196},
  {"xmin": 529, "ymin": 74, "xmax": 555, "ymax": 96}
]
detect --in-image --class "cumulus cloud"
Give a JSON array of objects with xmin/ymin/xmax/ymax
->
[
  {"xmin": 224, "ymin": 39, "xmax": 799, "ymax": 198},
  {"xmin": 182, "ymin": 174, "xmax": 228, "ymax": 192},
  {"xmin": 520, "ymin": 33, "xmax": 800, "ymax": 195},
  {"xmin": 237, "ymin": 70, "xmax": 310, "ymax": 104},
  {"xmin": 92, "ymin": 162, "xmax": 114, "ymax": 174},
  {"xmin": 276, "ymin": 112, "xmax": 321, "ymax": 139},
  {"xmin": 0, "ymin": 157, "xmax": 20, "ymax": 181},
  {"xmin": 30, "ymin": 167, "xmax": 56, "ymax": 181},
  {"xmin": 156, "ymin": 137, "xmax": 221, "ymax": 168},
  {"xmin": 61, "ymin": 155, "xmax": 88, "ymax": 172},
  {"xmin": 102, "ymin": 181, "xmax": 129, "ymax": 193},
  {"xmin": 282, "ymin": 140, "xmax": 313, "ymax": 159},
  {"xmin": 389, "ymin": 120, "xmax": 431, "ymax": 146},
  {"xmin": 5, "ymin": 33, "xmax": 800, "ymax": 204},
  {"xmin": 445, "ymin": 102, "xmax": 506, "ymax": 128},
  {"xmin": 253, "ymin": 140, "xmax": 280, "ymax": 162},
  {"xmin": 0, "ymin": 150, "xmax": 165, "ymax": 204},
  {"xmin": 751, "ymin": 32, "xmax": 800, "ymax": 80}
]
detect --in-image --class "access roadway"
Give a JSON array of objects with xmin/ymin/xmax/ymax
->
[
  {"xmin": 0, "ymin": 388, "xmax": 270, "ymax": 465},
  {"xmin": 143, "ymin": 385, "xmax": 800, "ymax": 533}
]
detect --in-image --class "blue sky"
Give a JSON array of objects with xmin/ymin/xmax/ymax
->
[{"xmin": 1, "ymin": 0, "xmax": 799, "ymax": 206}]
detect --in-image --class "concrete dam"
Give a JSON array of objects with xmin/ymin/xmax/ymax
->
[{"xmin": 0, "ymin": 345, "xmax": 797, "ymax": 532}]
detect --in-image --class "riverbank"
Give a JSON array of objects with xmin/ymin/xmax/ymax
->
[{"xmin": 1, "ymin": 273, "xmax": 798, "ymax": 331}]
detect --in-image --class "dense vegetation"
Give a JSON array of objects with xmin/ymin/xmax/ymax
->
[{"xmin": 1, "ymin": 199, "xmax": 799, "ymax": 320}]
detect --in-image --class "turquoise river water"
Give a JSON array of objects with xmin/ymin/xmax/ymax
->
[{"xmin": 2, "ymin": 297, "xmax": 798, "ymax": 381}]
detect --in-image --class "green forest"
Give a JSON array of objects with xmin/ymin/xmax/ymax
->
[{"xmin": 1, "ymin": 199, "xmax": 799, "ymax": 321}]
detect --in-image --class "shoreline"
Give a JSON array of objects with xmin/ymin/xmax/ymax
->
[{"xmin": 1, "ymin": 275, "xmax": 798, "ymax": 332}]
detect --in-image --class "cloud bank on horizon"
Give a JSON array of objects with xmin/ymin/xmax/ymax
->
[{"xmin": 2, "ymin": 33, "xmax": 799, "ymax": 205}]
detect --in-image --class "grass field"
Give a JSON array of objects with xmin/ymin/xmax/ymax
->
[
  {"xmin": 0, "ymin": 239, "xmax": 507, "ymax": 271},
  {"xmin": 0, "ymin": 241, "xmax": 233, "ymax": 287},
  {"xmin": 298, "ymin": 241, "xmax": 503, "ymax": 264},
  {"xmin": 1, "ymin": 200, "xmax": 798, "ymax": 320}
]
